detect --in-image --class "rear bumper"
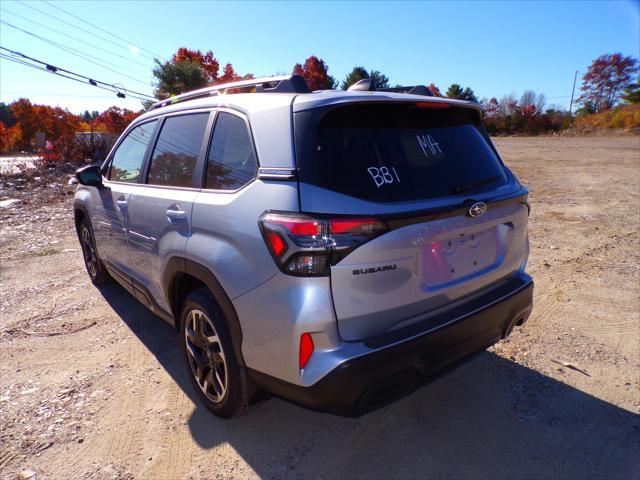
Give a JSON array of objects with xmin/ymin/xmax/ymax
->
[{"xmin": 249, "ymin": 274, "xmax": 533, "ymax": 416}]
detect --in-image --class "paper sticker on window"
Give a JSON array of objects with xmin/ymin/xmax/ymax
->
[{"xmin": 416, "ymin": 134, "xmax": 443, "ymax": 158}]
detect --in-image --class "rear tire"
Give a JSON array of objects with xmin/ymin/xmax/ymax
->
[
  {"xmin": 180, "ymin": 288, "xmax": 254, "ymax": 418},
  {"xmin": 79, "ymin": 218, "xmax": 111, "ymax": 286}
]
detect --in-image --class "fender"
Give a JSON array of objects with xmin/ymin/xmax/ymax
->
[
  {"xmin": 163, "ymin": 257, "xmax": 260, "ymax": 401},
  {"xmin": 73, "ymin": 200, "xmax": 89, "ymax": 234},
  {"xmin": 163, "ymin": 257, "xmax": 246, "ymax": 369}
]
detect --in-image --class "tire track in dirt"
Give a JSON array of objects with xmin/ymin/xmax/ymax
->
[
  {"xmin": 105, "ymin": 335, "xmax": 147, "ymax": 470},
  {"xmin": 151, "ymin": 380, "xmax": 196, "ymax": 479}
]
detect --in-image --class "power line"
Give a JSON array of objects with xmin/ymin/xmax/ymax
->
[
  {"xmin": 19, "ymin": 1, "xmax": 158, "ymax": 62},
  {"xmin": 0, "ymin": 53, "xmax": 150, "ymax": 101},
  {"xmin": 41, "ymin": 0, "xmax": 166, "ymax": 60},
  {"xmin": 0, "ymin": 19, "xmax": 153, "ymax": 86},
  {"xmin": 39, "ymin": 0, "xmax": 165, "ymax": 61},
  {"xmin": 0, "ymin": 46, "xmax": 155, "ymax": 99},
  {"xmin": 0, "ymin": 54, "xmax": 152, "ymax": 102},
  {"xmin": 0, "ymin": 6, "xmax": 154, "ymax": 70},
  {"xmin": 0, "ymin": 46, "xmax": 156, "ymax": 101},
  {"xmin": 0, "ymin": 18, "xmax": 152, "ymax": 83}
]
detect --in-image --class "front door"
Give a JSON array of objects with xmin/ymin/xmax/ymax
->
[{"xmin": 93, "ymin": 119, "xmax": 159, "ymax": 277}]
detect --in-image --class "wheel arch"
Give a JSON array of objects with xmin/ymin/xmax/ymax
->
[
  {"xmin": 164, "ymin": 257, "xmax": 246, "ymax": 369},
  {"xmin": 73, "ymin": 204, "xmax": 88, "ymax": 238}
]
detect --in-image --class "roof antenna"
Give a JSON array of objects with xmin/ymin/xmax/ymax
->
[{"xmin": 348, "ymin": 78, "xmax": 374, "ymax": 91}]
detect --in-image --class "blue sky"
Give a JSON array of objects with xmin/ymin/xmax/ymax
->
[{"xmin": 1, "ymin": 0, "xmax": 638, "ymax": 113}]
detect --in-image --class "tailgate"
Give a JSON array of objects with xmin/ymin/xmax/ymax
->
[
  {"xmin": 331, "ymin": 202, "xmax": 529, "ymax": 340},
  {"xmin": 293, "ymin": 100, "xmax": 529, "ymax": 341}
]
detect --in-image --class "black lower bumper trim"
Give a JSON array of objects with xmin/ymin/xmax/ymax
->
[{"xmin": 249, "ymin": 275, "xmax": 534, "ymax": 417}]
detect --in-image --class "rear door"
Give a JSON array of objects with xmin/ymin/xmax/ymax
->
[
  {"xmin": 294, "ymin": 101, "xmax": 529, "ymax": 341},
  {"xmin": 126, "ymin": 111, "xmax": 212, "ymax": 313}
]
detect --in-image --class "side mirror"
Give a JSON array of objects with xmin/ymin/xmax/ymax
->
[{"xmin": 75, "ymin": 164, "xmax": 103, "ymax": 188}]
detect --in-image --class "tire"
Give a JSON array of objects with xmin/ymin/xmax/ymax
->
[
  {"xmin": 180, "ymin": 288, "xmax": 254, "ymax": 418},
  {"xmin": 79, "ymin": 218, "xmax": 111, "ymax": 286}
]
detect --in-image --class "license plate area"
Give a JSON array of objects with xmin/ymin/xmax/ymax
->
[{"xmin": 421, "ymin": 227, "xmax": 498, "ymax": 288}]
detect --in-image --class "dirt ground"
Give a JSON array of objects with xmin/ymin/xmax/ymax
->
[{"xmin": 0, "ymin": 136, "xmax": 638, "ymax": 480}]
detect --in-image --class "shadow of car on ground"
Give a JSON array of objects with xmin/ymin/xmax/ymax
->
[{"xmin": 100, "ymin": 283, "xmax": 640, "ymax": 479}]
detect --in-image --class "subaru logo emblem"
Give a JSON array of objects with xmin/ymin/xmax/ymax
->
[{"xmin": 468, "ymin": 202, "xmax": 487, "ymax": 218}]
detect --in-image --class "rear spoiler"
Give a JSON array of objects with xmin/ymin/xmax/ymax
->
[{"xmin": 347, "ymin": 78, "xmax": 433, "ymax": 97}]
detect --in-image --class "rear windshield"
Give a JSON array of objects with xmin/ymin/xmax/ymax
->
[{"xmin": 294, "ymin": 103, "xmax": 507, "ymax": 202}]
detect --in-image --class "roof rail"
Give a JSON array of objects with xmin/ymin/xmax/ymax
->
[
  {"xmin": 151, "ymin": 74, "xmax": 311, "ymax": 110},
  {"xmin": 347, "ymin": 78, "xmax": 433, "ymax": 97}
]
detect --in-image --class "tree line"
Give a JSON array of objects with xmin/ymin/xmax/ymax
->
[
  {"xmin": 0, "ymin": 100, "xmax": 141, "ymax": 163},
  {"xmin": 0, "ymin": 50, "xmax": 637, "ymax": 163}
]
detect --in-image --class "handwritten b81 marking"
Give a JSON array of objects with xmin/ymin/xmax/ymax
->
[{"xmin": 367, "ymin": 166, "xmax": 401, "ymax": 188}]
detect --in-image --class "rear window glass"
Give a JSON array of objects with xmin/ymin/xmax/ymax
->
[
  {"xmin": 205, "ymin": 112, "xmax": 257, "ymax": 190},
  {"xmin": 295, "ymin": 104, "xmax": 507, "ymax": 202}
]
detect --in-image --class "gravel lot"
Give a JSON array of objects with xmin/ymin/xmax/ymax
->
[{"xmin": 1, "ymin": 136, "xmax": 639, "ymax": 480}]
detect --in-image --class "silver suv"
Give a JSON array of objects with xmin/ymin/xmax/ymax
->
[{"xmin": 74, "ymin": 75, "xmax": 534, "ymax": 418}]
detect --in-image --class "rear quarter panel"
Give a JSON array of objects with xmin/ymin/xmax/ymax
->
[{"xmin": 187, "ymin": 180, "xmax": 299, "ymax": 300}]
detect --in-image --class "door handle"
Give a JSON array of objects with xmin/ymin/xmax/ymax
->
[{"xmin": 166, "ymin": 208, "xmax": 187, "ymax": 221}]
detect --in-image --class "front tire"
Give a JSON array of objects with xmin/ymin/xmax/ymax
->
[
  {"xmin": 180, "ymin": 288, "xmax": 253, "ymax": 418},
  {"xmin": 79, "ymin": 218, "xmax": 111, "ymax": 286}
]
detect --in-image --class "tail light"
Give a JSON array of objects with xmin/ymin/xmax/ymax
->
[{"xmin": 259, "ymin": 212, "xmax": 388, "ymax": 276}]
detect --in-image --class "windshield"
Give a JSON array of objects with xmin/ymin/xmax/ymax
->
[{"xmin": 294, "ymin": 103, "xmax": 507, "ymax": 203}]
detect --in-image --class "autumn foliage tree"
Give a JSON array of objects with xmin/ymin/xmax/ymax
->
[
  {"xmin": 480, "ymin": 91, "xmax": 568, "ymax": 134},
  {"xmin": 0, "ymin": 122, "xmax": 9, "ymax": 153},
  {"xmin": 293, "ymin": 56, "xmax": 336, "ymax": 90},
  {"xmin": 427, "ymin": 83, "xmax": 443, "ymax": 97},
  {"xmin": 9, "ymin": 99, "xmax": 80, "ymax": 155},
  {"xmin": 172, "ymin": 47, "xmax": 220, "ymax": 81},
  {"xmin": 93, "ymin": 107, "xmax": 141, "ymax": 134},
  {"xmin": 0, "ymin": 99, "xmax": 145, "ymax": 163},
  {"xmin": 153, "ymin": 48, "xmax": 254, "ymax": 100},
  {"xmin": 579, "ymin": 53, "xmax": 638, "ymax": 112}
]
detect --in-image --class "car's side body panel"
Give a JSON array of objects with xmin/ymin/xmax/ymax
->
[{"xmin": 186, "ymin": 179, "xmax": 299, "ymax": 301}]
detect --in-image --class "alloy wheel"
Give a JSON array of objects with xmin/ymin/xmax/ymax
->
[
  {"xmin": 184, "ymin": 309, "xmax": 228, "ymax": 403},
  {"xmin": 81, "ymin": 226, "xmax": 98, "ymax": 279}
]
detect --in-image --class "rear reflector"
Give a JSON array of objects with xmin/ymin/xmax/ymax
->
[{"xmin": 299, "ymin": 333, "xmax": 314, "ymax": 369}]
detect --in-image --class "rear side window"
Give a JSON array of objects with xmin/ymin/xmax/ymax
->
[
  {"xmin": 147, "ymin": 113, "xmax": 209, "ymax": 187},
  {"xmin": 295, "ymin": 104, "xmax": 507, "ymax": 202},
  {"xmin": 205, "ymin": 112, "xmax": 257, "ymax": 190},
  {"xmin": 108, "ymin": 120, "xmax": 157, "ymax": 182}
]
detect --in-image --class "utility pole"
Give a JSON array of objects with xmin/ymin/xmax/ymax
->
[{"xmin": 569, "ymin": 70, "xmax": 579, "ymax": 116}]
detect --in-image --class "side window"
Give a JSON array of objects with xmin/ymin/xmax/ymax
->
[
  {"xmin": 108, "ymin": 120, "xmax": 157, "ymax": 182},
  {"xmin": 205, "ymin": 112, "xmax": 258, "ymax": 190},
  {"xmin": 147, "ymin": 113, "xmax": 209, "ymax": 188}
]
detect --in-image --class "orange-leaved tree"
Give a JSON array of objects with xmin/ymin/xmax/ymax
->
[
  {"xmin": 93, "ymin": 107, "xmax": 142, "ymax": 134},
  {"xmin": 293, "ymin": 56, "xmax": 336, "ymax": 91},
  {"xmin": 9, "ymin": 99, "xmax": 80, "ymax": 158},
  {"xmin": 428, "ymin": 83, "xmax": 443, "ymax": 97},
  {"xmin": 172, "ymin": 47, "xmax": 220, "ymax": 82},
  {"xmin": 218, "ymin": 63, "xmax": 254, "ymax": 83},
  {"xmin": 153, "ymin": 47, "xmax": 254, "ymax": 99}
]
